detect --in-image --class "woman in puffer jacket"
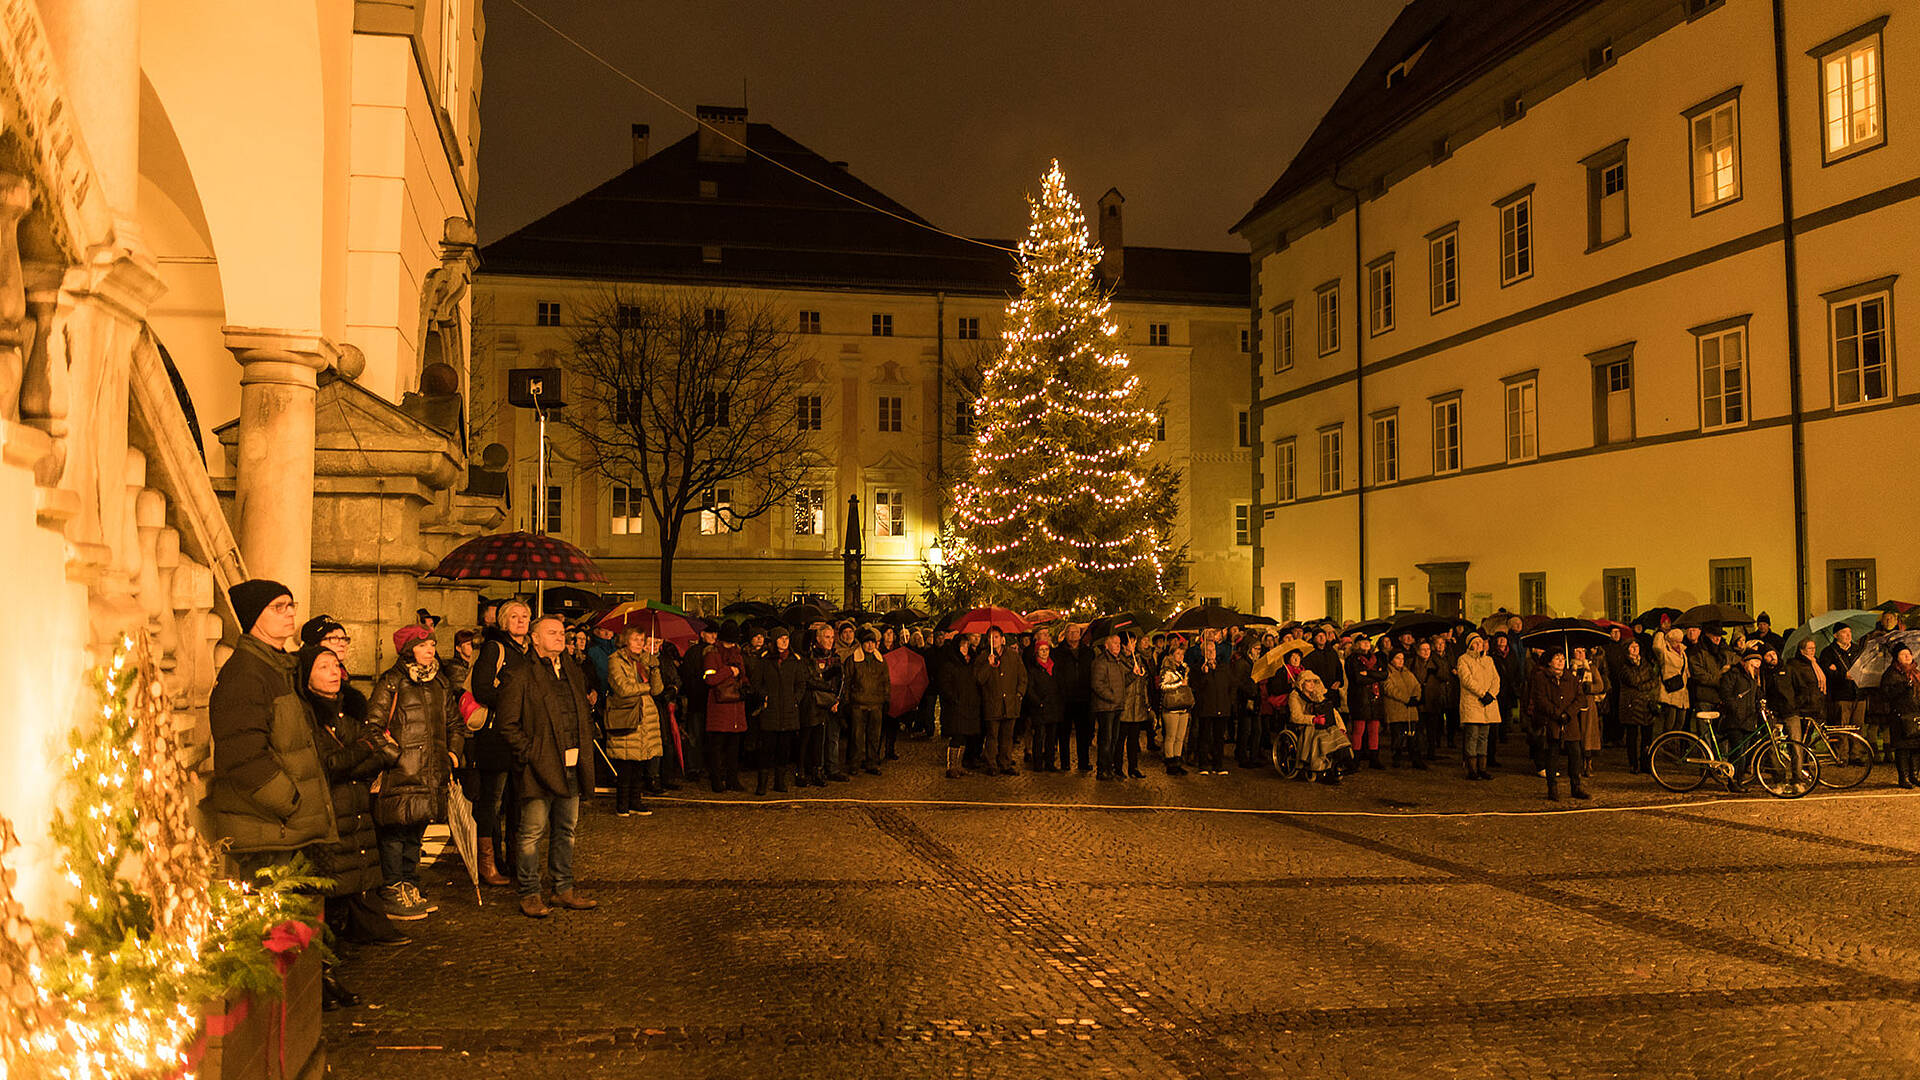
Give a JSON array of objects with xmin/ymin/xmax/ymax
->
[
  {"xmin": 1156, "ymin": 649, "xmax": 1192, "ymax": 777},
  {"xmin": 367, "ymin": 624, "xmax": 459, "ymax": 921},
  {"xmin": 605, "ymin": 627, "xmax": 667, "ymax": 815}
]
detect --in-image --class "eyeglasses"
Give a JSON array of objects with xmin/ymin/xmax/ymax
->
[{"xmin": 324, "ymin": 633, "xmax": 352, "ymax": 645}]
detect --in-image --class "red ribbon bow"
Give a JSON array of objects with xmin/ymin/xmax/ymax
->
[{"xmin": 263, "ymin": 919, "xmax": 317, "ymax": 975}]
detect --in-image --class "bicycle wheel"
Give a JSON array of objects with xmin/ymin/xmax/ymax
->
[
  {"xmin": 1271, "ymin": 729, "xmax": 1301, "ymax": 779},
  {"xmin": 1812, "ymin": 728, "xmax": 1874, "ymax": 790},
  {"xmin": 1749, "ymin": 736, "xmax": 1819, "ymax": 799},
  {"xmin": 1648, "ymin": 730, "xmax": 1714, "ymax": 792}
]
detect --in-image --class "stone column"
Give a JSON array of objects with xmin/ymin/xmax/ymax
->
[
  {"xmin": 39, "ymin": 0, "xmax": 142, "ymax": 217},
  {"xmin": 226, "ymin": 329, "xmax": 337, "ymax": 611}
]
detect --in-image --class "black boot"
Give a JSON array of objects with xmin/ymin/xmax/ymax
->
[{"xmin": 755, "ymin": 769, "xmax": 769, "ymax": 796}]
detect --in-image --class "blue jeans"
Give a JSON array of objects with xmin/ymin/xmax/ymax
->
[
  {"xmin": 514, "ymin": 774, "xmax": 580, "ymax": 898},
  {"xmin": 377, "ymin": 821, "xmax": 429, "ymax": 887},
  {"xmin": 823, "ymin": 706, "xmax": 844, "ymax": 775}
]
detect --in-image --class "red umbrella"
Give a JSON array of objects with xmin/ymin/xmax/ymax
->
[
  {"xmin": 950, "ymin": 606, "xmax": 1032, "ymax": 635},
  {"xmin": 426, "ymin": 530, "xmax": 608, "ymax": 583},
  {"xmin": 1025, "ymin": 608, "xmax": 1066, "ymax": 627},
  {"xmin": 884, "ymin": 646, "xmax": 929, "ymax": 718},
  {"xmin": 597, "ymin": 601, "xmax": 702, "ymax": 650}
]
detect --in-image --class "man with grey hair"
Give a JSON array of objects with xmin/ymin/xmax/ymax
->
[{"xmin": 498, "ymin": 614, "xmax": 599, "ymax": 918}]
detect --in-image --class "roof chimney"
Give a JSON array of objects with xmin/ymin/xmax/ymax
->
[
  {"xmin": 631, "ymin": 123, "xmax": 650, "ymax": 164},
  {"xmin": 1097, "ymin": 188, "xmax": 1125, "ymax": 282},
  {"xmin": 695, "ymin": 105, "xmax": 748, "ymax": 163}
]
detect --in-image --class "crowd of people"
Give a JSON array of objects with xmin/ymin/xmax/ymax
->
[{"xmin": 202, "ymin": 578, "xmax": 1920, "ymax": 1011}]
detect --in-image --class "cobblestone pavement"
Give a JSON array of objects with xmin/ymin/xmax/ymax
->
[{"xmin": 324, "ymin": 739, "xmax": 1920, "ymax": 1079}]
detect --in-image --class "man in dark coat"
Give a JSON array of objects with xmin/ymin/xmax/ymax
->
[
  {"xmin": 1052, "ymin": 624, "xmax": 1095, "ymax": 773},
  {"xmin": 1527, "ymin": 651, "xmax": 1587, "ymax": 801},
  {"xmin": 937, "ymin": 636, "xmax": 980, "ymax": 778},
  {"xmin": 678, "ymin": 623, "xmax": 717, "ymax": 782},
  {"xmin": 975, "ymin": 627, "xmax": 1029, "ymax": 776},
  {"xmin": 1688, "ymin": 626, "xmax": 1736, "ymax": 714},
  {"xmin": 805, "ymin": 623, "xmax": 848, "ymax": 783},
  {"xmin": 1090, "ymin": 632, "xmax": 1133, "ymax": 781},
  {"xmin": 750, "ymin": 627, "xmax": 810, "ymax": 792},
  {"xmin": 206, "ymin": 579, "xmax": 337, "ymax": 875},
  {"xmin": 1820, "ymin": 625, "xmax": 1868, "ymax": 730},
  {"xmin": 497, "ymin": 614, "xmax": 599, "ymax": 918}
]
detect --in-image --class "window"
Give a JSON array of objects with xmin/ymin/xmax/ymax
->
[
  {"xmin": 797, "ymin": 394, "xmax": 823, "ymax": 431},
  {"xmin": 799, "ymin": 310, "xmax": 821, "ymax": 334},
  {"xmin": 1582, "ymin": 141, "xmax": 1628, "ymax": 249},
  {"xmin": 698, "ymin": 180, "xmax": 719, "ymax": 199},
  {"xmin": 616, "ymin": 304, "xmax": 644, "ymax": 329},
  {"xmin": 871, "ymin": 593, "xmax": 909, "ymax": 612},
  {"xmin": 701, "ymin": 390, "xmax": 731, "ymax": 428},
  {"xmin": 1201, "ymin": 596, "xmax": 1224, "ymax": 608},
  {"xmin": 872, "ymin": 313, "xmax": 893, "ymax": 337},
  {"xmin": 1237, "ymin": 410, "xmax": 1250, "ymax": 448},
  {"xmin": 1602, "ymin": 569, "xmax": 1637, "ymax": 622},
  {"xmin": 1519, "ymin": 573, "xmax": 1547, "ymax": 616},
  {"xmin": 1272, "ymin": 303, "xmax": 1295, "ymax": 372},
  {"xmin": 1427, "ymin": 226, "xmax": 1460, "ymax": 312},
  {"xmin": 1503, "ymin": 376, "xmax": 1538, "ymax": 462},
  {"xmin": 1273, "ymin": 438, "xmax": 1296, "ymax": 503},
  {"xmin": 1371, "ymin": 412, "xmax": 1398, "ymax": 484},
  {"xmin": 1279, "ymin": 582, "xmax": 1296, "ymax": 622},
  {"xmin": 1586, "ymin": 39, "xmax": 1616, "ymax": 76},
  {"xmin": 1379, "ymin": 578, "xmax": 1399, "ymax": 615},
  {"xmin": 1148, "ymin": 323, "xmax": 1170, "ymax": 347},
  {"xmin": 681, "ymin": 592, "xmax": 720, "ymax": 618},
  {"xmin": 612, "ymin": 385, "xmax": 640, "ymax": 426},
  {"xmin": 1829, "ymin": 284, "xmax": 1893, "ymax": 408},
  {"xmin": 1497, "ymin": 190, "xmax": 1533, "ymax": 285},
  {"xmin": 1709, "ymin": 558, "xmax": 1752, "ymax": 611},
  {"xmin": 1315, "ymin": 282, "xmax": 1341, "ymax": 355},
  {"xmin": 1324, "ymin": 581, "xmax": 1344, "ymax": 623},
  {"xmin": 1368, "ymin": 255, "xmax": 1395, "ymax": 336},
  {"xmin": 700, "ymin": 487, "xmax": 733, "ymax": 535},
  {"xmin": 878, "ymin": 395, "xmax": 903, "ymax": 432},
  {"xmin": 1431, "ymin": 395, "xmax": 1461, "ymax": 475},
  {"xmin": 1694, "ymin": 320, "xmax": 1748, "ymax": 430},
  {"xmin": 874, "ymin": 489, "xmax": 904, "ymax": 538},
  {"xmin": 529, "ymin": 483, "xmax": 563, "ymax": 534},
  {"xmin": 1154, "ymin": 409, "xmax": 1167, "ymax": 442},
  {"xmin": 954, "ymin": 397, "xmax": 975, "ymax": 437},
  {"xmin": 1240, "ymin": 328, "xmax": 1252, "ymax": 353},
  {"xmin": 1590, "ymin": 346, "xmax": 1635, "ymax": 446},
  {"xmin": 1318, "ymin": 426, "xmax": 1343, "ymax": 495},
  {"xmin": 1233, "ymin": 504, "xmax": 1252, "ymax": 547},
  {"xmin": 957, "ymin": 316, "xmax": 980, "ymax": 340},
  {"xmin": 610, "ymin": 485, "xmax": 644, "ymax": 536},
  {"xmin": 536, "ymin": 300, "xmax": 561, "ymax": 326},
  {"xmin": 1818, "ymin": 26, "xmax": 1885, "ymax": 162},
  {"xmin": 1828, "ymin": 558, "xmax": 1876, "ymax": 610},
  {"xmin": 703, "ymin": 307, "xmax": 727, "ymax": 332},
  {"xmin": 1686, "ymin": 92, "xmax": 1742, "ymax": 212},
  {"xmin": 792, "ymin": 488, "xmax": 826, "ymax": 536}
]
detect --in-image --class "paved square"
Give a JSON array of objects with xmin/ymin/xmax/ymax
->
[{"xmin": 325, "ymin": 743, "xmax": 1920, "ymax": 1078}]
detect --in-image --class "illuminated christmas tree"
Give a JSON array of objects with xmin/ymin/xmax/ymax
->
[{"xmin": 952, "ymin": 162, "xmax": 1183, "ymax": 615}]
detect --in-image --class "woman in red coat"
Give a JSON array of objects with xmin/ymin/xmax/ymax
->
[{"xmin": 703, "ymin": 622, "xmax": 750, "ymax": 793}]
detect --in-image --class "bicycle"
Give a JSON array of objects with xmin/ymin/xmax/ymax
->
[
  {"xmin": 1795, "ymin": 716, "xmax": 1874, "ymax": 790},
  {"xmin": 1648, "ymin": 703, "xmax": 1820, "ymax": 798}
]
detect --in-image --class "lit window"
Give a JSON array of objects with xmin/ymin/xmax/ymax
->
[
  {"xmin": 874, "ymin": 490, "xmax": 905, "ymax": 537},
  {"xmin": 1820, "ymin": 30, "xmax": 1884, "ymax": 162},
  {"xmin": 1504, "ymin": 378, "xmax": 1537, "ymax": 462},
  {"xmin": 1368, "ymin": 257, "xmax": 1395, "ymax": 336},
  {"xmin": 1428, "ymin": 228, "xmax": 1460, "ymax": 312},
  {"xmin": 793, "ymin": 488, "xmax": 825, "ymax": 536},
  {"xmin": 1688, "ymin": 96, "xmax": 1742, "ymax": 211},
  {"xmin": 1831, "ymin": 290, "xmax": 1893, "ymax": 407},
  {"xmin": 1697, "ymin": 325, "xmax": 1748, "ymax": 430},
  {"xmin": 700, "ymin": 487, "xmax": 734, "ymax": 535},
  {"xmin": 610, "ymin": 485, "xmax": 644, "ymax": 536},
  {"xmin": 1431, "ymin": 397, "xmax": 1461, "ymax": 475}
]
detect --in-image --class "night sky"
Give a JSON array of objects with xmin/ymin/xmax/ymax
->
[{"xmin": 477, "ymin": 0, "xmax": 1407, "ymax": 252}]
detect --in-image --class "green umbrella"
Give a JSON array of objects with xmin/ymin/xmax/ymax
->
[{"xmin": 1781, "ymin": 609, "xmax": 1880, "ymax": 658}]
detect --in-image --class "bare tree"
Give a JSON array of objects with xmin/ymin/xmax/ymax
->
[{"xmin": 563, "ymin": 285, "xmax": 821, "ymax": 601}]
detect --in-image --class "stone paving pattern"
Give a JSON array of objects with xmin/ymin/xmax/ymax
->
[{"xmin": 325, "ymin": 741, "xmax": 1920, "ymax": 1078}]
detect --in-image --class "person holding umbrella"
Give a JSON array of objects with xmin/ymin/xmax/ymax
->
[
  {"xmin": 1527, "ymin": 650, "xmax": 1588, "ymax": 801},
  {"xmin": 605, "ymin": 627, "xmax": 666, "ymax": 814},
  {"xmin": 1688, "ymin": 624, "xmax": 1736, "ymax": 721}
]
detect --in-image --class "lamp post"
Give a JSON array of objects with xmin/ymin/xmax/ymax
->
[
  {"xmin": 842, "ymin": 494, "xmax": 863, "ymax": 611},
  {"xmin": 508, "ymin": 367, "xmax": 566, "ymax": 610}
]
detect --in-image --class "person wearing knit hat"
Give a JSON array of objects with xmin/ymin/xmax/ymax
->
[
  {"xmin": 300, "ymin": 615, "xmax": 347, "ymax": 651},
  {"xmin": 393, "ymin": 622, "xmax": 434, "ymax": 665},
  {"xmin": 367, "ymin": 619, "xmax": 456, "ymax": 921},
  {"xmin": 207, "ymin": 578, "xmax": 336, "ymax": 874}
]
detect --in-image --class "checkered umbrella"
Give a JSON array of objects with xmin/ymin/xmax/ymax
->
[{"xmin": 425, "ymin": 531, "xmax": 609, "ymax": 584}]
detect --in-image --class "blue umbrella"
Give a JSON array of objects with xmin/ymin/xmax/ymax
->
[{"xmin": 1781, "ymin": 609, "xmax": 1880, "ymax": 658}]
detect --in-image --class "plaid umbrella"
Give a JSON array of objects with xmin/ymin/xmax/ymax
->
[{"xmin": 426, "ymin": 531, "xmax": 608, "ymax": 584}]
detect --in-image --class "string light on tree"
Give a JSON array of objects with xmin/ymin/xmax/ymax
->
[{"xmin": 950, "ymin": 161, "xmax": 1184, "ymax": 616}]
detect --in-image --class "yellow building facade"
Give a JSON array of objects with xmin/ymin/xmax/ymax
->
[
  {"xmin": 475, "ymin": 112, "xmax": 1255, "ymax": 614},
  {"xmin": 1236, "ymin": 0, "xmax": 1918, "ymax": 626}
]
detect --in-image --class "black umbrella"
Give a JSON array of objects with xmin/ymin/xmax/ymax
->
[
  {"xmin": 1387, "ymin": 611, "xmax": 1455, "ymax": 639},
  {"xmin": 1520, "ymin": 617, "xmax": 1613, "ymax": 654},
  {"xmin": 880, "ymin": 607, "xmax": 928, "ymax": 626},
  {"xmin": 1676, "ymin": 603, "xmax": 1754, "ymax": 628},
  {"xmin": 1633, "ymin": 606, "xmax": 1684, "ymax": 630},
  {"xmin": 1345, "ymin": 618, "xmax": 1392, "ymax": 637},
  {"xmin": 782, "ymin": 602, "xmax": 830, "ymax": 627},
  {"xmin": 832, "ymin": 608, "xmax": 883, "ymax": 624},
  {"xmin": 1165, "ymin": 606, "xmax": 1246, "ymax": 632},
  {"xmin": 1088, "ymin": 614, "xmax": 1136, "ymax": 641},
  {"xmin": 541, "ymin": 585, "xmax": 606, "ymax": 616},
  {"xmin": 723, "ymin": 600, "xmax": 779, "ymax": 617},
  {"xmin": 1240, "ymin": 613, "xmax": 1278, "ymax": 627}
]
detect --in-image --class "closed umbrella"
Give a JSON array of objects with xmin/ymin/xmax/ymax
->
[
  {"xmin": 425, "ymin": 530, "xmax": 609, "ymax": 584},
  {"xmin": 884, "ymin": 646, "xmax": 930, "ymax": 718},
  {"xmin": 1676, "ymin": 603, "xmax": 1754, "ymax": 628},
  {"xmin": 1847, "ymin": 628, "xmax": 1920, "ymax": 689},
  {"xmin": 597, "ymin": 601, "xmax": 701, "ymax": 650},
  {"xmin": 951, "ymin": 606, "xmax": 1032, "ymax": 635},
  {"xmin": 1782, "ymin": 609, "xmax": 1880, "ymax": 658},
  {"xmin": 443, "ymin": 779, "xmax": 482, "ymax": 906}
]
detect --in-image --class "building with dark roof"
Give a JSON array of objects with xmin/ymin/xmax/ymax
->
[
  {"xmin": 475, "ymin": 108, "xmax": 1255, "ymax": 610},
  {"xmin": 1234, "ymin": 0, "xmax": 1918, "ymax": 627}
]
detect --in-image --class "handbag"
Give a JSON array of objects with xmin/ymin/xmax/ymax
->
[
  {"xmin": 1161, "ymin": 685, "xmax": 1195, "ymax": 711},
  {"xmin": 1662, "ymin": 675, "xmax": 1684, "ymax": 693}
]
